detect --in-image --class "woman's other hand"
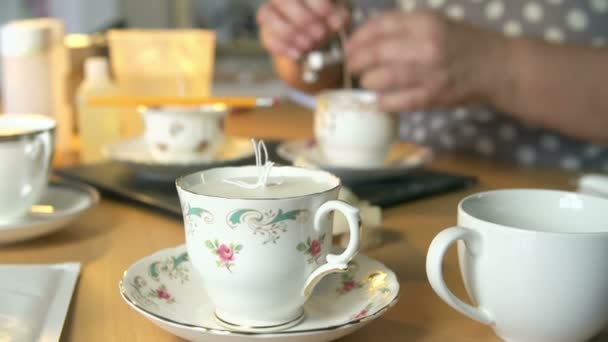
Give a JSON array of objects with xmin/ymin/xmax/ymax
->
[{"xmin": 346, "ymin": 11, "xmax": 508, "ymax": 113}]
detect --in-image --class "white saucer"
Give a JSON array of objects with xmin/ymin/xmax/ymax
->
[
  {"xmin": 0, "ymin": 180, "xmax": 99, "ymax": 244},
  {"xmin": 119, "ymin": 245, "xmax": 399, "ymax": 342},
  {"xmin": 277, "ymin": 140, "xmax": 433, "ymax": 184},
  {"xmin": 103, "ymin": 136, "xmax": 254, "ymax": 181}
]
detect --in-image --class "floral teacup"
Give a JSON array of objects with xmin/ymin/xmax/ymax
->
[
  {"xmin": 315, "ymin": 89, "xmax": 397, "ymax": 167},
  {"xmin": 141, "ymin": 105, "xmax": 227, "ymax": 163},
  {"xmin": 176, "ymin": 166, "xmax": 361, "ymax": 332}
]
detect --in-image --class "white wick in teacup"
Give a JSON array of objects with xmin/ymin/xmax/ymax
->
[{"xmin": 222, "ymin": 139, "xmax": 283, "ymax": 189}]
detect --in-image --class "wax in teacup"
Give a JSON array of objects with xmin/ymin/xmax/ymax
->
[{"xmin": 191, "ymin": 176, "xmax": 333, "ymax": 199}]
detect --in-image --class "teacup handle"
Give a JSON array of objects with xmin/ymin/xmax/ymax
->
[
  {"xmin": 302, "ymin": 200, "xmax": 361, "ymax": 297},
  {"xmin": 26, "ymin": 134, "xmax": 50, "ymax": 185},
  {"xmin": 426, "ymin": 226, "xmax": 493, "ymax": 325}
]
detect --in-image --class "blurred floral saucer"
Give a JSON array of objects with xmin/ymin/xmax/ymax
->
[
  {"xmin": 0, "ymin": 180, "xmax": 99, "ymax": 244},
  {"xmin": 119, "ymin": 245, "xmax": 399, "ymax": 342},
  {"xmin": 102, "ymin": 136, "xmax": 254, "ymax": 181},
  {"xmin": 277, "ymin": 140, "xmax": 433, "ymax": 185}
]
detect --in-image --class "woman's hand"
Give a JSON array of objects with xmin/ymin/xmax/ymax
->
[
  {"xmin": 257, "ymin": 0, "xmax": 350, "ymax": 60},
  {"xmin": 346, "ymin": 11, "xmax": 509, "ymax": 113}
]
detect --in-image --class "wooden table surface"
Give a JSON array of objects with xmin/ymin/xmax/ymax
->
[{"xmin": 2, "ymin": 103, "xmax": 600, "ymax": 341}]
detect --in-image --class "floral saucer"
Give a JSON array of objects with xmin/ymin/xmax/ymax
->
[
  {"xmin": 0, "ymin": 180, "xmax": 99, "ymax": 244},
  {"xmin": 102, "ymin": 136, "xmax": 254, "ymax": 181},
  {"xmin": 119, "ymin": 245, "xmax": 399, "ymax": 342},
  {"xmin": 277, "ymin": 140, "xmax": 433, "ymax": 185}
]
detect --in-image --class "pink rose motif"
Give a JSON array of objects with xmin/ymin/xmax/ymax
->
[
  {"xmin": 310, "ymin": 240, "xmax": 322, "ymax": 257},
  {"xmin": 156, "ymin": 288, "xmax": 171, "ymax": 300},
  {"xmin": 343, "ymin": 280, "xmax": 356, "ymax": 292},
  {"xmin": 206, "ymin": 240, "xmax": 243, "ymax": 273},
  {"xmin": 297, "ymin": 234, "xmax": 325, "ymax": 265},
  {"xmin": 147, "ymin": 285, "xmax": 175, "ymax": 304},
  {"xmin": 337, "ymin": 276, "xmax": 363, "ymax": 295},
  {"xmin": 354, "ymin": 309, "xmax": 369, "ymax": 320},
  {"xmin": 217, "ymin": 244, "xmax": 235, "ymax": 263}
]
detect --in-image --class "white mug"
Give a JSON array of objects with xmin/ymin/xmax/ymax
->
[
  {"xmin": 176, "ymin": 166, "xmax": 361, "ymax": 331},
  {"xmin": 426, "ymin": 189, "xmax": 608, "ymax": 342},
  {"xmin": 315, "ymin": 89, "xmax": 396, "ymax": 167},
  {"xmin": 141, "ymin": 105, "xmax": 227, "ymax": 163},
  {"xmin": 0, "ymin": 114, "xmax": 55, "ymax": 222}
]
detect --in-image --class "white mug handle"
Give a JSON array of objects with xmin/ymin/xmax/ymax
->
[
  {"xmin": 302, "ymin": 200, "xmax": 361, "ymax": 297},
  {"xmin": 426, "ymin": 226, "xmax": 493, "ymax": 325}
]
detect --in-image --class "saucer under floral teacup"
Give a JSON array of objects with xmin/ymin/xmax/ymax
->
[
  {"xmin": 119, "ymin": 244, "xmax": 399, "ymax": 342},
  {"xmin": 103, "ymin": 136, "xmax": 254, "ymax": 181},
  {"xmin": 277, "ymin": 139, "xmax": 432, "ymax": 185},
  {"xmin": 120, "ymin": 141, "xmax": 399, "ymax": 339},
  {"xmin": 103, "ymin": 106, "xmax": 255, "ymax": 181}
]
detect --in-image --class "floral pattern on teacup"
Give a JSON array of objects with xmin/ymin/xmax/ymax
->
[
  {"xmin": 183, "ymin": 203, "xmax": 214, "ymax": 223},
  {"xmin": 123, "ymin": 246, "xmax": 400, "ymax": 328},
  {"xmin": 156, "ymin": 142, "xmax": 168, "ymax": 152},
  {"xmin": 195, "ymin": 141, "xmax": 209, "ymax": 152},
  {"xmin": 336, "ymin": 273, "xmax": 364, "ymax": 295},
  {"xmin": 129, "ymin": 276, "xmax": 177, "ymax": 308},
  {"xmin": 296, "ymin": 233, "xmax": 326, "ymax": 265},
  {"xmin": 205, "ymin": 240, "xmax": 243, "ymax": 273},
  {"xmin": 150, "ymin": 284, "xmax": 175, "ymax": 304},
  {"xmin": 227, "ymin": 208, "xmax": 310, "ymax": 245},
  {"xmin": 351, "ymin": 286, "xmax": 395, "ymax": 321},
  {"xmin": 127, "ymin": 252, "xmax": 191, "ymax": 308},
  {"xmin": 169, "ymin": 121, "xmax": 184, "ymax": 137},
  {"xmin": 348, "ymin": 271, "xmax": 398, "ymax": 320},
  {"xmin": 352, "ymin": 303, "xmax": 373, "ymax": 320},
  {"xmin": 149, "ymin": 252, "xmax": 190, "ymax": 284},
  {"xmin": 182, "ymin": 203, "xmax": 214, "ymax": 236}
]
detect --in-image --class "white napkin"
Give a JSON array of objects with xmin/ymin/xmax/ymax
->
[{"xmin": 0, "ymin": 263, "xmax": 80, "ymax": 342}]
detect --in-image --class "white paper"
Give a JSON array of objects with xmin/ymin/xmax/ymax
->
[{"xmin": 0, "ymin": 263, "xmax": 80, "ymax": 342}]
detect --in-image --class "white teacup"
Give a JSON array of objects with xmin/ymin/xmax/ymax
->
[
  {"xmin": 141, "ymin": 105, "xmax": 227, "ymax": 163},
  {"xmin": 426, "ymin": 189, "xmax": 608, "ymax": 342},
  {"xmin": 176, "ymin": 166, "xmax": 361, "ymax": 331},
  {"xmin": 0, "ymin": 114, "xmax": 55, "ymax": 222},
  {"xmin": 315, "ymin": 89, "xmax": 396, "ymax": 167}
]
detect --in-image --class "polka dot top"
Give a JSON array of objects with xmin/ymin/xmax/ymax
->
[{"xmin": 349, "ymin": 0, "xmax": 608, "ymax": 172}]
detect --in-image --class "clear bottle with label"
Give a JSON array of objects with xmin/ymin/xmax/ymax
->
[{"xmin": 76, "ymin": 56, "xmax": 121, "ymax": 163}]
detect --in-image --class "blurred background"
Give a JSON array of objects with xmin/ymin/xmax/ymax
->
[
  {"xmin": 1, "ymin": 0, "xmax": 265, "ymax": 42},
  {"xmin": 0, "ymin": 0, "xmax": 290, "ymax": 159},
  {"xmin": 0, "ymin": 0, "xmax": 278, "ymax": 96}
]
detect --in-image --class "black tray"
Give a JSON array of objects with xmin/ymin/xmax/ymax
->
[{"xmin": 56, "ymin": 162, "xmax": 476, "ymax": 217}]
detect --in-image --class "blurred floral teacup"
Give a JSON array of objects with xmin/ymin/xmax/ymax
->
[{"xmin": 141, "ymin": 105, "xmax": 226, "ymax": 163}]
